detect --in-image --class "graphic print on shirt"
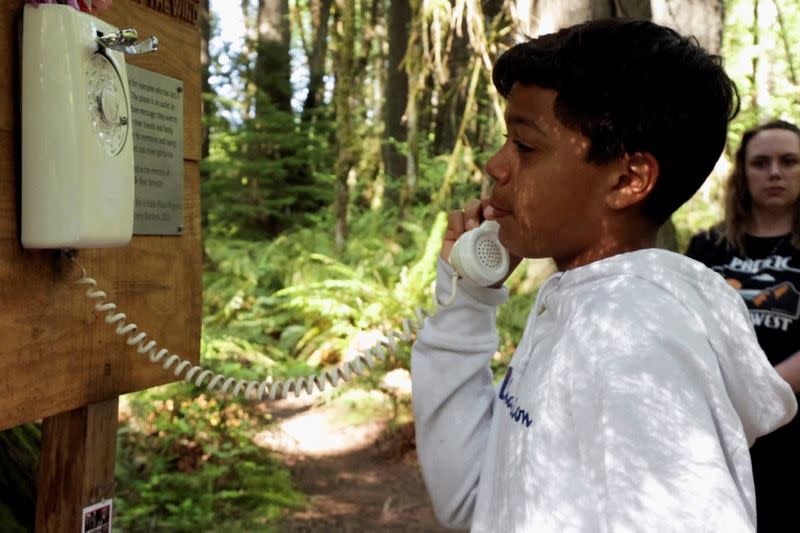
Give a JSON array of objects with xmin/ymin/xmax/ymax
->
[
  {"xmin": 498, "ymin": 367, "xmax": 533, "ymax": 428},
  {"xmin": 713, "ymin": 255, "xmax": 800, "ymax": 332}
]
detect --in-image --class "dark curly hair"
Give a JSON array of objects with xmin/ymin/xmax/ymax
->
[{"xmin": 492, "ymin": 19, "xmax": 740, "ymax": 224}]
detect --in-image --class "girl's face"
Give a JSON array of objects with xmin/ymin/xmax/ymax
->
[{"xmin": 745, "ymin": 129, "xmax": 800, "ymax": 213}]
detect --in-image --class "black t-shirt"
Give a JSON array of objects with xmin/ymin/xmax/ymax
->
[
  {"xmin": 687, "ymin": 229, "xmax": 800, "ymax": 532},
  {"xmin": 686, "ymin": 230, "xmax": 800, "ymax": 366}
]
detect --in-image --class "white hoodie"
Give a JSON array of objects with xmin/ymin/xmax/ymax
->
[{"xmin": 412, "ymin": 249, "xmax": 797, "ymax": 533}]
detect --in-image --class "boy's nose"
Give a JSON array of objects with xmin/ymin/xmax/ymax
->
[{"xmin": 486, "ymin": 151, "xmax": 510, "ymax": 185}]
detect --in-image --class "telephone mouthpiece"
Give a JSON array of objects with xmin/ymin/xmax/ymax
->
[{"xmin": 449, "ymin": 220, "xmax": 510, "ymax": 287}]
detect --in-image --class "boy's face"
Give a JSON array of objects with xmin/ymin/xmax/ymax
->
[
  {"xmin": 745, "ymin": 129, "xmax": 800, "ymax": 213},
  {"xmin": 485, "ymin": 84, "xmax": 619, "ymax": 268}
]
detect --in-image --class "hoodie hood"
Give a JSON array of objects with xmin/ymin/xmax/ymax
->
[{"xmin": 554, "ymin": 248, "xmax": 798, "ymax": 446}]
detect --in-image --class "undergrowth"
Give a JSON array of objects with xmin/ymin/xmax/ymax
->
[{"xmin": 114, "ymin": 204, "xmax": 541, "ymax": 530}]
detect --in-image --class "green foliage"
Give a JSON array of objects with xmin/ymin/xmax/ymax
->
[
  {"xmin": 202, "ymin": 206, "xmax": 448, "ymax": 377},
  {"xmin": 115, "ymin": 386, "xmax": 303, "ymax": 532},
  {"xmin": 202, "ymin": 93, "xmax": 336, "ymax": 239},
  {"xmin": 0, "ymin": 424, "xmax": 40, "ymax": 532},
  {"xmin": 201, "ymin": 198, "xmax": 543, "ymax": 395}
]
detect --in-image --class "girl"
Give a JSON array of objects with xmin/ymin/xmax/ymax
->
[{"xmin": 687, "ymin": 119, "xmax": 800, "ymax": 533}]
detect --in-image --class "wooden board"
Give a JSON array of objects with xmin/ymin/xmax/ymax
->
[
  {"xmin": 35, "ymin": 399, "xmax": 119, "ymax": 532},
  {"xmin": 0, "ymin": 1, "xmax": 202, "ymax": 431}
]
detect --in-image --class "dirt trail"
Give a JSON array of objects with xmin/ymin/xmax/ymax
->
[{"xmin": 254, "ymin": 393, "xmax": 459, "ymax": 532}]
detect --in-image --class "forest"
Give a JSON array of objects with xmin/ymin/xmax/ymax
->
[{"xmin": 3, "ymin": 0, "xmax": 800, "ymax": 530}]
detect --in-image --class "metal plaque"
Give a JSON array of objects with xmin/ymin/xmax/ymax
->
[{"xmin": 128, "ymin": 65, "xmax": 184, "ymax": 235}]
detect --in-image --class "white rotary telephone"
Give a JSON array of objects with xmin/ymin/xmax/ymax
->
[{"xmin": 21, "ymin": 3, "xmax": 157, "ymax": 249}]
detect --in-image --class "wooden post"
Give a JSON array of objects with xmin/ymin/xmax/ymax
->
[{"xmin": 35, "ymin": 398, "xmax": 119, "ymax": 532}]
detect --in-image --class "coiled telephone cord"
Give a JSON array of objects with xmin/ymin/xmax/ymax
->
[{"xmin": 66, "ymin": 252, "xmax": 459, "ymax": 400}]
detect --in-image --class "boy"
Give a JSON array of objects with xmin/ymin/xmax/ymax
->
[{"xmin": 411, "ymin": 19, "xmax": 797, "ymax": 533}]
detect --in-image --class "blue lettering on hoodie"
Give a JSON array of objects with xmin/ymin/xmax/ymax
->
[{"xmin": 498, "ymin": 367, "xmax": 533, "ymax": 428}]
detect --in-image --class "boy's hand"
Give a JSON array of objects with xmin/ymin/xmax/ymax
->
[
  {"xmin": 442, "ymin": 198, "xmax": 484, "ymax": 263},
  {"xmin": 442, "ymin": 198, "xmax": 523, "ymax": 287}
]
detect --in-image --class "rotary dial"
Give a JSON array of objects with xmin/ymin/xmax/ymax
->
[{"xmin": 86, "ymin": 53, "xmax": 128, "ymax": 156}]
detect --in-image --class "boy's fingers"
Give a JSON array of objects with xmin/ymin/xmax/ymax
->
[
  {"xmin": 445, "ymin": 209, "xmax": 465, "ymax": 240},
  {"xmin": 442, "ymin": 199, "xmax": 485, "ymax": 261},
  {"xmin": 464, "ymin": 199, "xmax": 483, "ymax": 229},
  {"xmin": 442, "ymin": 210, "xmax": 465, "ymax": 261},
  {"xmin": 448, "ymin": 209, "xmax": 465, "ymax": 233},
  {"xmin": 481, "ymin": 197, "xmax": 493, "ymax": 219}
]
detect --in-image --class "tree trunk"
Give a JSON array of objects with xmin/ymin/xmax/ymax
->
[
  {"xmin": 651, "ymin": 0, "xmax": 723, "ymax": 53},
  {"xmin": 255, "ymin": 0, "xmax": 292, "ymax": 116},
  {"xmin": 200, "ymin": 0, "xmax": 212, "ymax": 164},
  {"xmin": 303, "ymin": 0, "xmax": 334, "ymax": 115},
  {"xmin": 333, "ymin": 0, "xmax": 356, "ymax": 251},
  {"xmin": 433, "ymin": 12, "xmax": 470, "ymax": 154},
  {"xmin": 750, "ymin": 0, "xmax": 761, "ymax": 113},
  {"xmin": 404, "ymin": 81, "xmax": 418, "ymax": 209},
  {"xmin": 523, "ymin": 0, "xmax": 651, "ymax": 36},
  {"xmin": 382, "ymin": 0, "xmax": 411, "ymax": 205},
  {"xmin": 476, "ymin": 0, "xmax": 509, "ymax": 191},
  {"xmin": 526, "ymin": 0, "xmax": 720, "ymax": 52}
]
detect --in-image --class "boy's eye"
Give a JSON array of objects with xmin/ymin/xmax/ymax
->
[
  {"xmin": 514, "ymin": 140, "xmax": 534, "ymax": 153},
  {"xmin": 502, "ymin": 132, "xmax": 534, "ymax": 154}
]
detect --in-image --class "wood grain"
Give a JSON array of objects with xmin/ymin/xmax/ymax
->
[
  {"xmin": 0, "ymin": 137, "xmax": 202, "ymax": 429},
  {"xmin": 35, "ymin": 399, "xmax": 118, "ymax": 532}
]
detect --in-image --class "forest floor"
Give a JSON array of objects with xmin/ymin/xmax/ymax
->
[{"xmin": 253, "ymin": 388, "xmax": 460, "ymax": 533}]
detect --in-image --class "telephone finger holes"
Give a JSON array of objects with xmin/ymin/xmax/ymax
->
[{"xmin": 87, "ymin": 53, "xmax": 128, "ymax": 156}]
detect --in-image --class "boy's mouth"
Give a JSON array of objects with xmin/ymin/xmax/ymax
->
[{"xmin": 487, "ymin": 201, "xmax": 512, "ymax": 219}]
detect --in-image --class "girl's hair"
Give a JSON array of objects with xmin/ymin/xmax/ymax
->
[{"xmin": 721, "ymin": 119, "xmax": 800, "ymax": 253}]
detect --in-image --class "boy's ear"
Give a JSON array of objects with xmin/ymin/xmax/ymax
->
[{"xmin": 605, "ymin": 152, "xmax": 659, "ymax": 211}]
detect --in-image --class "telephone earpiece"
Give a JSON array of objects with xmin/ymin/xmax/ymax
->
[{"xmin": 449, "ymin": 220, "xmax": 510, "ymax": 287}]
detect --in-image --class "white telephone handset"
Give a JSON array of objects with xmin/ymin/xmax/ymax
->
[{"xmin": 449, "ymin": 220, "xmax": 510, "ymax": 287}]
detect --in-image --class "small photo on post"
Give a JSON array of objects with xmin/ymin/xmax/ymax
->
[{"xmin": 82, "ymin": 499, "xmax": 113, "ymax": 533}]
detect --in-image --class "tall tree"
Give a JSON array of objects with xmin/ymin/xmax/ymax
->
[
  {"xmin": 302, "ymin": 0, "xmax": 334, "ymax": 115},
  {"xmin": 523, "ymin": 0, "xmax": 723, "ymax": 51},
  {"xmin": 428, "ymin": 0, "xmax": 510, "ymax": 205},
  {"xmin": 382, "ymin": 0, "xmax": 411, "ymax": 205},
  {"xmin": 333, "ymin": 0, "xmax": 356, "ymax": 249},
  {"xmin": 651, "ymin": 0, "xmax": 724, "ymax": 53},
  {"xmin": 255, "ymin": 0, "xmax": 293, "ymax": 115},
  {"xmin": 201, "ymin": 0, "xmax": 212, "ymax": 164},
  {"xmin": 523, "ymin": 0, "xmax": 651, "ymax": 36},
  {"xmin": 433, "ymin": 11, "xmax": 471, "ymax": 155}
]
